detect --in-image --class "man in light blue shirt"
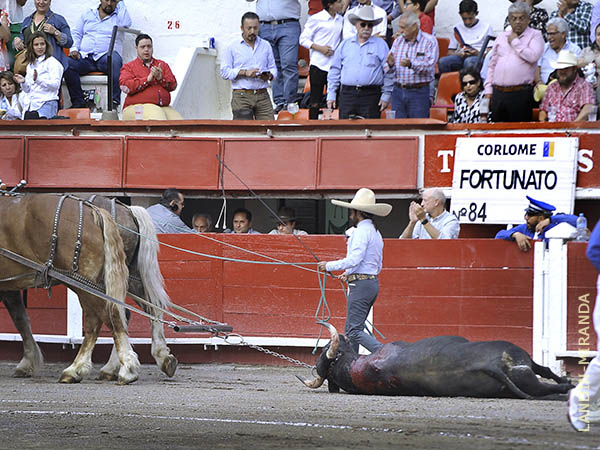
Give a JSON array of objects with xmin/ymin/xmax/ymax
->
[
  {"xmin": 221, "ymin": 12, "xmax": 277, "ymax": 120},
  {"xmin": 147, "ymin": 188, "xmax": 192, "ymax": 234},
  {"xmin": 318, "ymin": 188, "xmax": 392, "ymax": 353},
  {"xmin": 64, "ymin": 0, "xmax": 132, "ymax": 109}
]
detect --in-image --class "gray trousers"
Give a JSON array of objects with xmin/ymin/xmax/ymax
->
[{"xmin": 345, "ymin": 278, "xmax": 383, "ymax": 353}]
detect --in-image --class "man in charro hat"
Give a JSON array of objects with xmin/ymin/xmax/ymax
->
[
  {"xmin": 317, "ymin": 188, "xmax": 391, "ymax": 353},
  {"xmin": 495, "ymin": 195, "xmax": 578, "ymax": 252}
]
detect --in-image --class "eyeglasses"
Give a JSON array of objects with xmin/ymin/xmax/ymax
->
[
  {"xmin": 462, "ymin": 79, "xmax": 478, "ymax": 86},
  {"xmin": 359, "ymin": 22, "xmax": 374, "ymax": 28}
]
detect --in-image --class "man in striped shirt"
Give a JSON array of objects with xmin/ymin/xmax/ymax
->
[{"xmin": 387, "ymin": 11, "xmax": 438, "ymax": 118}]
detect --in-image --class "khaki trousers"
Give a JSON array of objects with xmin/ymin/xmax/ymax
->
[
  {"xmin": 122, "ymin": 104, "xmax": 183, "ymax": 120},
  {"xmin": 231, "ymin": 89, "xmax": 274, "ymax": 120}
]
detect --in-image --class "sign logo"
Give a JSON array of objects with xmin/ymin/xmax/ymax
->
[{"xmin": 543, "ymin": 141, "xmax": 555, "ymax": 158}]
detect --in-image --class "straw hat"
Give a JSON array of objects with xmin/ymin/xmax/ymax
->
[
  {"xmin": 348, "ymin": 6, "xmax": 384, "ymax": 26},
  {"xmin": 552, "ymin": 50, "xmax": 578, "ymax": 70},
  {"xmin": 331, "ymin": 188, "xmax": 392, "ymax": 217}
]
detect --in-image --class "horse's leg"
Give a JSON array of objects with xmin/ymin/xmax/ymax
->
[
  {"xmin": 1, "ymin": 291, "xmax": 43, "ymax": 377},
  {"xmin": 104, "ymin": 303, "xmax": 140, "ymax": 385}
]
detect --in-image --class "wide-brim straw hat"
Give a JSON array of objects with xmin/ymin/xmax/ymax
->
[
  {"xmin": 331, "ymin": 188, "xmax": 392, "ymax": 217},
  {"xmin": 552, "ymin": 50, "xmax": 578, "ymax": 70},
  {"xmin": 348, "ymin": 6, "xmax": 384, "ymax": 26},
  {"xmin": 509, "ymin": 0, "xmax": 543, "ymax": 5}
]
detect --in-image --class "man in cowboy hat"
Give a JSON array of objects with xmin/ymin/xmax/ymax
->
[
  {"xmin": 268, "ymin": 206, "xmax": 308, "ymax": 235},
  {"xmin": 495, "ymin": 195, "xmax": 578, "ymax": 252},
  {"xmin": 399, "ymin": 188, "xmax": 460, "ymax": 239},
  {"xmin": 539, "ymin": 49, "xmax": 595, "ymax": 122},
  {"xmin": 342, "ymin": 0, "xmax": 387, "ymax": 40},
  {"xmin": 317, "ymin": 188, "xmax": 392, "ymax": 353},
  {"xmin": 327, "ymin": 6, "xmax": 393, "ymax": 119}
]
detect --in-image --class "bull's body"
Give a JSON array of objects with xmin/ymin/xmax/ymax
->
[{"xmin": 301, "ymin": 326, "xmax": 574, "ymax": 399}]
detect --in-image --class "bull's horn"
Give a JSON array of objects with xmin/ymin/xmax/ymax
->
[
  {"xmin": 318, "ymin": 322, "xmax": 339, "ymax": 360},
  {"xmin": 295, "ymin": 374, "xmax": 325, "ymax": 389}
]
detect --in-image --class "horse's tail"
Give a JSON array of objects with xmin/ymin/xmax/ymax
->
[
  {"xmin": 96, "ymin": 208, "xmax": 129, "ymax": 320},
  {"xmin": 129, "ymin": 206, "xmax": 171, "ymax": 312}
]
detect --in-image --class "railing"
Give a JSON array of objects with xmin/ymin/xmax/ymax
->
[{"xmin": 107, "ymin": 25, "xmax": 141, "ymax": 112}]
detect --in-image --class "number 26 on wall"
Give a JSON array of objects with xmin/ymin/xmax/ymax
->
[{"xmin": 167, "ymin": 20, "xmax": 181, "ymax": 30}]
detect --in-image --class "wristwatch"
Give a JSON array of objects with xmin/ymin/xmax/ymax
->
[{"xmin": 421, "ymin": 218, "xmax": 429, "ymax": 225}]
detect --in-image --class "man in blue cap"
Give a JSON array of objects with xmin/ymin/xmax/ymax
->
[{"xmin": 495, "ymin": 196, "xmax": 578, "ymax": 251}]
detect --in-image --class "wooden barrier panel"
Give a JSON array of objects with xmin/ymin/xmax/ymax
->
[
  {"xmin": 0, "ymin": 136, "xmax": 24, "ymax": 186},
  {"xmin": 0, "ymin": 286, "xmax": 67, "ymax": 335}
]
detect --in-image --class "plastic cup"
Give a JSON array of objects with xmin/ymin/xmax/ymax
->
[
  {"xmin": 385, "ymin": 109, "xmax": 395, "ymax": 119},
  {"xmin": 587, "ymin": 105, "xmax": 598, "ymax": 122},
  {"xmin": 134, "ymin": 104, "xmax": 144, "ymax": 120}
]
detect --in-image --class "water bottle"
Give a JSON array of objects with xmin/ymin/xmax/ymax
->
[{"xmin": 576, "ymin": 213, "xmax": 587, "ymax": 241}]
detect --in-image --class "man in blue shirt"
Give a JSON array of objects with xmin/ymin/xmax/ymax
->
[
  {"xmin": 495, "ymin": 196, "xmax": 578, "ymax": 252},
  {"xmin": 317, "ymin": 188, "xmax": 392, "ymax": 353},
  {"xmin": 64, "ymin": 0, "xmax": 131, "ymax": 109},
  {"xmin": 147, "ymin": 188, "xmax": 192, "ymax": 234}
]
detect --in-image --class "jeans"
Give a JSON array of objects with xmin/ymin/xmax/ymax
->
[
  {"xmin": 259, "ymin": 20, "xmax": 300, "ymax": 106},
  {"xmin": 392, "ymin": 85, "xmax": 430, "ymax": 118},
  {"xmin": 25, "ymin": 100, "xmax": 58, "ymax": 119},
  {"xmin": 437, "ymin": 54, "xmax": 479, "ymax": 73},
  {"xmin": 345, "ymin": 278, "xmax": 382, "ymax": 354},
  {"xmin": 64, "ymin": 52, "xmax": 123, "ymax": 107}
]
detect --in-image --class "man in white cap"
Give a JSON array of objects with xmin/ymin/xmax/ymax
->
[
  {"xmin": 539, "ymin": 49, "xmax": 595, "ymax": 122},
  {"xmin": 317, "ymin": 188, "xmax": 392, "ymax": 353}
]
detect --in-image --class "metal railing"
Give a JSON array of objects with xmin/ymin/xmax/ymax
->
[{"xmin": 107, "ymin": 25, "xmax": 141, "ymax": 112}]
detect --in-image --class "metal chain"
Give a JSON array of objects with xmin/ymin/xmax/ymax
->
[{"xmin": 72, "ymin": 200, "xmax": 83, "ymax": 272}]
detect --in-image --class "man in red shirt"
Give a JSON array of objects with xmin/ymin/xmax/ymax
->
[{"xmin": 119, "ymin": 33, "xmax": 182, "ymax": 120}]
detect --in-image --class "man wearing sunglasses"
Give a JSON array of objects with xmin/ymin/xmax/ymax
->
[
  {"xmin": 327, "ymin": 6, "xmax": 393, "ymax": 118},
  {"xmin": 342, "ymin": 0, "xmax": 387, "ymax": 40}
]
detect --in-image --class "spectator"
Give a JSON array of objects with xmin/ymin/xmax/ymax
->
[
  {"xmin": 0, "ymin": 70, "xmax": 23, "ymax": 119},
  {"xmin": 392, "ymin": 0, "xmax": 439, "ymax": 29},
  {"xmin": 227, "ymin": 208, "xmax": 261, "ymax": 234},
  {"xmin": 451, "ymin": 67, "xmax": 488, "ymax": 123},
  {"xmin": 146, "ymin": 188, "xmax": 192, "ymax": 234},
  {"xmin": 484, "ymin": 1, "xmax": 544, "ymax": 122},
  {"xmin": 0, "ymin": 0, "xmax": 27, "ymax": 69},
  {"xmin": 539, "ymin": 50, "xmax": 595, "ymax": 122},
  {"xmin": 299, "ymin": 0, "xmax": 344, "ymax": 120},
  {"xmin": 536, "ymin": 17, "xmax": 581, "ymax": 86},
  {"xmin": 13, "ymin": 0, "xmax": 72, "ymax": 70},
  {"xmin": 326, "ymin": 6, "xmax": 392, "ymax": 119},
  {"xmin": 268, "ymin": 207, "xmax": 308, "ymax": 235},
  {"xmin": 495, "ymin": 196, "xmax": 578, "ymax": 252},
  {"xmin": 0, "ymin": 9, "xmax": 9, "ymax": 70},
  {"xmin": 592, "ymin": 0, "xmax": 600, "ymax": 42},
  {"xmin": 399, "ymin": 188, "xmax": 460, "ymax": 239},
  {"xmin": 13, "ymin": 31, "xmax": 62, "ymax": 119},
  {"xmin": 578, "ymin": 21, "xmax": 600, "ymax": 104},
  {"xmin": 119, "ymin": 34, "xmax": 181, "ymax": 120},
  {"xmin": 551, "ymin": 0, "xmax": 593, "ymax": 50},
  {"xmin": 192, "ymin": 213, "xmax": 213, "ymax": 233},
  {"xmin": 343, "ymin": 0, "xmax": 387, "ymax": 40},
  {"xmin": 248, "ymin": 0, "xmax": 302, "ymax": 113},
  {"xmin": 387, "ymin": 11, "xmax": 438, "ymax": 118},
  {"xmin": 438, "ymin": 0, "xmax": 493, "ymax": 74},
  {"xmin": 220, "ymin": 12, "xmax": 277, "ymax": 120},
  {"xmin": 400, "ymin": 0, "xmax": 433, "ymax": 35},
  {"xmin": 504, "ymin": 0, "xmax": 548, "ymax": 41},
  {"xmin": 64, "ymin": 0, "xmax": 131, "ymax": 110}
]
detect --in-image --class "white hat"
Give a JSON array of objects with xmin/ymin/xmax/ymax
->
[
  {"xmin": 331, "ymin": 188, "xmax": 392, "ymax": 217},
  {"xmin": 551, "ymin": 50, "xmax": 578, "ymax": 70},
  {"xmin": 348, "ymin": 6, "xmax": 384, "ymax": 26}
]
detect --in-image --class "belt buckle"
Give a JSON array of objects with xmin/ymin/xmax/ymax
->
[
  {"xmin": 270, "ymin": 20, "xmax": 278, "ymax": 25},
  {"xmin": 355, "ymin": 85, "xmax": 362, "ymax": 91}
]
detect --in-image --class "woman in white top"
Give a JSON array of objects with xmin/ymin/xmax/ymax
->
[
  {"xmin": 0, "ymin": 70, "xmax": 24, "ymax": 119},
  {"xmin": 299, "ymin": 0, "xmax": 344, "ymax": 119},
  {"xmin": 13, "ymin": 30, "xmax": 62, "ymax": 119}
]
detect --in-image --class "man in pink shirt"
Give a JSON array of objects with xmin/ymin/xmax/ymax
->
[{"xmin": 484, "ymin": 1, "xmax": 544, "ymax": 122}]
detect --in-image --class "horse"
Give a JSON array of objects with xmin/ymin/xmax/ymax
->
[{"xmin": 0, "ymin": 193, "xmax": 139, "ymax": 384}]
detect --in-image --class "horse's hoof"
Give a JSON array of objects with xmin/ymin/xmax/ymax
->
[
  {"xmin": 97, "ymin": 371, "xmax": 118, "ymax": 382},
  {"xmin": 59, "ymin": 373, "xmax": 81, "ymax": 384},
  {"xmin": 13, "ymin": 368, "xmax": 32, "ymax": 378},
  {"xmin": 161, "ymin": 355, "xmax": 178, "ymax": 378},
  {"xmin": 117, "ymin": 374, "xmax": 138, "ymax": 385}
]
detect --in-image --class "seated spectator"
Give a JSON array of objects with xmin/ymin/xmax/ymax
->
[
  {"xmin": 392, "ymin": 0, "xmax": 438, "ymax": 28},
  {"xmin": 192, "ymin": 213, "xmax": 213, "ymax": 233},
  {"xmin": 578, "ymin": 21, "xmax": 600, "ymax": 103},
  {"xmin": 399, "ymin": 188, "xmax": 460, "ymax": 239},
  {"xmin": 401, "ymin": 0, "xmax": 433, "ymax": 35},
  {"xmin": 1, "ymin": 0, "xmax": 27, "ymax": 70},
  {"xmin": 119, "ymin": 34, "xmax": 182, "ymax": 120},
  {"xmin": 64, "ymin": 0, "xmax": 131, "ymax": 110},
  {"xmin": 484, "ymin": 1, "xmax": 544, "ymax": 122},
  {"xmin": 13, "ymin": 0, "xmax": 72, "ymax": 71},
  {"xmin": 551, "ymin": 0, "xmax": 593, "ymax": 50},
  {"xmin": 451, "ymin": 67, "xmax": 488, "ymax": 123},
  {"xmin": 146, "ymin": 188, "xmax": 192, "ymax": 234},
  {"xmin": 226, "ymin": 208, "xmax": 261, "ymax": 234},
  {"xmin": 539, "ymin": 50, "xmax": 595, "ymax": 122},
  {"xmin": 343, "ymin": 0, "xmax": 387, "ymax": 40},
  {"xmin": 536, "ymin": 17, "xmax": 581, "ymax": 86},
  {"xmin": 268, "ymin": 207, "xmax": 308, "ymax": 235},
  {"xmin": 504, "ymin": 0, "xmax": 548, "ymax": 41},
  {"xmin": 438, "ymin": 0, "xmax": 493, "ymax": 74},
  {"xmin": 0, "ymin": 9, "xmax": 9, "ymax": 71},
  {"xmin": 299, "ymin": 0, "xmax": 344, "ymax": 120},
  {"xmin": 0, "ymin": 70, "xmax": 23, "ymax": 119},
  {"xmin": 13, "ymin": 31, "xmax": 62, "ymax": 119}
]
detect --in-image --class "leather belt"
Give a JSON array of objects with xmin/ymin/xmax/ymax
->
[
  {"xmin": 233, "ymin": 88, "xmax": 267, "ymax": 94},
  {"xmin": 395, "ymin": 82, "xmax": 430, "ymax": 89},
  {"xmin": 260, "ymin": 18, "xmax": 299, "ymax": 25},
  {"xmin": 346, "ymin": 273, "xmax": 377, "ymax": 283},
  {"xmin": 341, "ymin": 84, "xmax": 381, "ymax": 92},
  {"xmin": 493, "ymin": 84, "xmax": 532, "ymax": 93}
]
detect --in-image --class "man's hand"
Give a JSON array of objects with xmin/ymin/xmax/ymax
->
[
  {"xmin": 557, "ymin": 0, "xmax": 568, "ymax": 17},
  {"xmin": 508, "ymin": 32, "xmax": 518, "ymax": 44},
  {"xmin": 259, "ymin": 71, "xmax": 272, "ymax": 81},
  {"xmin": 379, "ymin": 100, "xmax": 389, "ymax": 111},
  {"xmin": 313, "ymin": 44, "xmax": 334, "ymax": 57},
  {"xmin": 147, "ymin": 66, "xmax": 162, "ymax": 82},
  {"xmin": 337, "ymin": 273, "xmax": 348, "ymax": 282},
  {"xmin": 413, "ymin": 202, "xmax": 426, "ymax": 222},
  {"xmin": 13, "ymin": 74, "xmax": 25, "ymax": 84},
  {"xmin": 69, "ymin": 50, "xmax": 81, "ymax": 60},
  {"xmin": 535, "ymin": 218, "xmax": 551, "ymax": 234},
  {"xmin": 317, "ymin": 261, "xmax": 328, "ymax": 272},
  {"xmin": 13, "ymin": 36, "xmax": 24, "ymax": 51},
  {"xmin": 464, "ymin": 47, "xmax": 478, "ymax": 56},
  {"xmin": 327, "ymin": 100, "xmax": 336, "ymax": 110},
  {"xmin": 513, "ymin": 232, "xmax": 532, "ymax": 252},
  {"xmin": 387, "ymin": 52, "xmax": 395, "ymax": 67},
  {"xmin": 408, "ymin": 201, "xmax": 418, "ymax": 223},
  {"xmin": 245, "ymin": 68, "xmax": 260, "ymax": 78},
  {"xmin": 400, "ymin": 58, "xmax": 411, "ymax": 68}
]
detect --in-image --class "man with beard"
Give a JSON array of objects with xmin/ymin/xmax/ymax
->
[
  {"xmin": 495, "ymin": 196, "xmax": 578, "ymax": 252},
  {"xmin": 64, "ymin": 0, "xmax": 131, "ymax": 109},
  {"xmin": 539, "ymin": 49, "xmax": 595, "ymax": 122},
  {"xmin": 317, "ymin": 188, "xmax": 392, "ymax": 353}
]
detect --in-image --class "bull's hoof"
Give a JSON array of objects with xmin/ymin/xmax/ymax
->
[
  {"xmin": 13, "ymin": 368, "xmax": 33, "ymax": 378},
  {"xmin": 97, "ymin": 371, "xmax": 119, "ymax": 382},
  {"xmin": 161, "ymin": 355, "xmax": 178, "ymax": 378},
  {"xmin": 58, "ymin": 373, "xmax": 82, "ymax": 384}
]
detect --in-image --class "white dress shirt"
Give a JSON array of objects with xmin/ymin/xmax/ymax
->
[
  {"xmin": 20, "ymin": 55, "xmax": 63, "ymax": 116},
  {"xmin": 299, "ymin": 10, "xmax": 344, "ymax": 72},
  {"xmin": 343, "ymin": 4, "xmax": 388, "ymax": 41}
]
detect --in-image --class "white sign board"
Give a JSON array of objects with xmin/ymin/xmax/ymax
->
[{"xmin": 451, "ymin": 137, "xmax": 579, "ymax": 224}]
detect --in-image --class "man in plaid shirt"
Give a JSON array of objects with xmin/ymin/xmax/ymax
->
[{"xmin": 551, "ymin": 0, "xmax": 593, "ymax": 49}]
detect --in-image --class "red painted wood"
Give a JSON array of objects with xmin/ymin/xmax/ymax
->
[
  {"xmin": 0, "ymin": 136, "xmax": 24, "ymax": 185},
  {"xmin": 25, "ymin": 137, "xmax": 123, "ymax": 188},
  {"xmin": 124, "ymin": 137, "xmax": 220, "ymax": 189},
  {"xmin": 319, "ymin": 137, "xmax": 418, "ymax": 190},
  {"xmin": 222, "ymin": 138, "xmax": 317, "ymax": 190}
]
